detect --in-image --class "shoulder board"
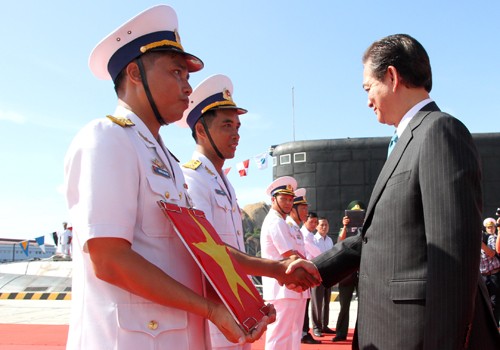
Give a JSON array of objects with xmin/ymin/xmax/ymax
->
[
  {"xmin": 106, "ymin": 115, "xmax": 135, "ymax": 127},
  {"xmin": 183, "ymin": 159, "xmax": 202, "ymax": 170}
]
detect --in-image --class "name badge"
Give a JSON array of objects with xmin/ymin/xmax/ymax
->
[
  {"xmin": 215, "ymin": 189, "xmax": 227, "ymax": 196},
  {"xmin": 152, "ymin": 165, "xmax": 171, "ymax": 178}
]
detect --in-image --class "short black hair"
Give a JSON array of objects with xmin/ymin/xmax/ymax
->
[
  {"xmin": 192, "ymin": 109, "xmax": 217, "ymax": 142},
  {"xmin": 307, "ymin": 211, "xmax": 318, "ymax": 219},
  {"xmin": 362, "ymin": 34, "xmax": 432, "ymax": 93}
]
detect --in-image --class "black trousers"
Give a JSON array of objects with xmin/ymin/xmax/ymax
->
[
  {"xmin": 483, "ymin": 271, "xmax": 500, "ymax": 326},
  {"xmin": 311, "ymin": 284, "xmax": 332, "ymax": 331}
]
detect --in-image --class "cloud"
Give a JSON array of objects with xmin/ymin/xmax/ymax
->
[{"xmin": 0, "ymin": 110, "xmax": 26, "ymax": 124}]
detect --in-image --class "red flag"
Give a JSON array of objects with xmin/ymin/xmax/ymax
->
[
  {"xmin": 223, "ymin": 167, "xmax": 231, "ymax": 175},
  {"xmin": 157, "ymin": 201, "xmax": 269, "ymax": 333},
  {"xmin": 236, "ymin": 159, "xmax": 249, "ymax": 177}
]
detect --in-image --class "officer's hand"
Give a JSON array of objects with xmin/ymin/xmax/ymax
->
[
  {"xmin": 243, "ymin": 303, "xmax": 276, "ymax": 343},
  {"xmin": 207, "ymin": 302, "xmax": 275, "ymax": 344},
  {"xmin": 207, "ymin": 302, "xmax": 247, "ymax": 343},
  {"xmin": 277, "ymin": 258, "xmax": 321, "ymax": 291}
]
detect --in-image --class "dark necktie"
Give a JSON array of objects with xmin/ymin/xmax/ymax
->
[{"xmin": 387, "ymin": 133, "xmax": 399, "ymax": 157}]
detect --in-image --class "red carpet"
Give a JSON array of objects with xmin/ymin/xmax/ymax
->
[
  {"xmin": 252, "ymin": 330, "xmax": 354, "ymax": 349},
  {"xmin": 0, "ymin": 324, "xmax": 354, "ymax": 349}
]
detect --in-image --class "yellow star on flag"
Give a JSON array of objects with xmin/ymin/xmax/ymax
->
[{"xmin": 189, "ymin": 211, "xmax": 258, "ymax": 308}]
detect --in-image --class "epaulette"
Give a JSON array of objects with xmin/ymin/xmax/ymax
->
[
  {"xmin": 106, "ymin": 115, "xmax": 135, "ymax": 127},
  {"xmin": 183, "ymin": 159, "xmax": 202, "ymax": 170}
]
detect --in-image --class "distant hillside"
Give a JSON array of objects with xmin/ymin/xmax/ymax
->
[{"xmin": 241, "ymin": 202, "xmax": 269, "ymax": 256}]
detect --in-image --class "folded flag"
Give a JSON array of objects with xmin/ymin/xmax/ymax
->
[{"xmin": 157, "ymin": 201, "xmax": 270, "ymax": 333}]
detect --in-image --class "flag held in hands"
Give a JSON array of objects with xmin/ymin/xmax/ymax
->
[{"xmin": 157, "ymin": 201, "xmax": 270, "ymax": 333}]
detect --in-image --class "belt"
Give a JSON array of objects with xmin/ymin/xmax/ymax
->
[{"xmin": 482, "ymin": 268, "xmax": 500, "ymax": 276}]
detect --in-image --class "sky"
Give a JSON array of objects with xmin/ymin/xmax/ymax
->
[{"xmin": 1, "ymin": 1, "xmax": 499, "ymax": 240}]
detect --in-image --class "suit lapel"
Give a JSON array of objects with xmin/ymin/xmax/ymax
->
[{"xmin": 363, "ymin": 102, "xmax": 440, "ymax": 233}]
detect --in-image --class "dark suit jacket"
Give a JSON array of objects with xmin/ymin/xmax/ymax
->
[{"xmin": 314, "ymin": 102, "xmax": 500, "ymax": 349}]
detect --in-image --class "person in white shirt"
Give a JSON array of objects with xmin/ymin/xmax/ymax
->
[
  {"xmin": 285, "ymin": 190, "xmax": 322, "ymax": 345},
  {"xmin": 311, "ymin": 217, "xmax": 335, "ymax": 337}
]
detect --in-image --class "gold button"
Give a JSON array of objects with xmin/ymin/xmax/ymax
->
[
  {"xmin": 179, "ymin": 193, "xmax": 183, "ymax": 199},
  {"xmin": 148, "ymin": 320, "xmax": 159, "ymax": 330},
  {"xmin": 165, "ymin": 192, "xmax": 170, "ymax": 199},
  {"xmin": 237, "ymin": 230, "xmax": 241, "ymax": 235}
]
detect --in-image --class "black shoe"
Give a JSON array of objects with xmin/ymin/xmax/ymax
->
[
  {"xmin": 313, "ymin": 329, "xmax": 322, "ymax": 337},
  {"xmin": 322, "ymin": 327, "xmax": 336, "ymax": 334},
  {"xmin": 301, "ymin": 333, "xmax": 321, "ymax": 344},
  {"xmin": 332, "ymin": 335, "xmax": 347, "ymax": 342}
]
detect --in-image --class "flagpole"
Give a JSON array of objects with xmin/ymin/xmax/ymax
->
[{"xmin": 292, "ymin": 86, "xmax": 295, "ymax": 141}]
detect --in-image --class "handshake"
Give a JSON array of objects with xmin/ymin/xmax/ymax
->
[{"xmin": 276, "ymin": 256, "xmax": 322, "ymax": 292}]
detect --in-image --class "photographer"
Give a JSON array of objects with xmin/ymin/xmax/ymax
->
[{"xmin": 481, "ymin": 218, "xmax": 500, "ymax": 327}]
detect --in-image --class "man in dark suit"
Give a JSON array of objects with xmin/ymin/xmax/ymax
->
[{"xmin": 290, "ymin": 34, "xmax": 500, "ymax": 349}]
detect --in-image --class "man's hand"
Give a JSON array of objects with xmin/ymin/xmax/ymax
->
[
  {"xmin": 207, "ymin": 302, "xmax": 276, "ymax": 344},
  {"xmin": 342, "ymin": 216, "xmax": 350, "ymax": 227},
  {"xmin": 275, "ymin": 257, "xmax": 321, "ymax": 292}
]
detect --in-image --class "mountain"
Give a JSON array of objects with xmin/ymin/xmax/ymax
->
[{"xmin": 241, "ymin": 202, "xmax": 270, "ymax": 256}]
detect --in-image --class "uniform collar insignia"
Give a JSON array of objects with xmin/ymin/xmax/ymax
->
[
  {"xmin": 137, "ymin": 131, "xmax": 155, "ymax": 146},
  {"xmin": 204, "ymin": 165, "xmax": 215, "ymax": 176}
]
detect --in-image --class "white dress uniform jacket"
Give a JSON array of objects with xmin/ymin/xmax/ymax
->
[
  {"xmin": 182, "ymin": 151, "xmax": 245, "ymax": 251},
  {"xmin": 300, "ymin": 226, "xmax": 322, "ymax": 260},
  {"xmin": 64, "ymin": 106, "xmax": 208, "ymax": 350},
  {"xmin": 260, "ymin": 209, "xmax": 308, "ymax": 350},
  {"xmin": 182, "ymin": 151, "xmax": 248, "ymax": 350},
  {"xmin": 260, "ymin": 209, "xmax": 307, "ymax": 300}
]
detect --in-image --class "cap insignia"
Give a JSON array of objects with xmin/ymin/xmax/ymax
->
[
  {"xmin": 107, "ymin": 115, "xmax": 135, "ymax": 127},
  {"xmin": 222, "ymin": 88, "xmax": 233, "ymax": 102}
]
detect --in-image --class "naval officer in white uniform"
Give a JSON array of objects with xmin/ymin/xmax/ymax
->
[
  {"xmin": 178, "ymin": 75, "xmax": 322, "ymax": 348},
  {"xmin": 64, "ymin": 5, "xmax": 273, "ymax": 349},
  {"xmin": 260, "ymin": 177, "xmax": 308, "ymax": 350},
  {"xmin": 178, "ymin": 74, "xmax": 249, "ymax": 350}
]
